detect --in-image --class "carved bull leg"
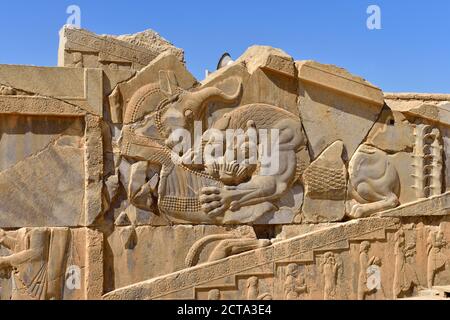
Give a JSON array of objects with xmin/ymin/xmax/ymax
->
[{"xmin": 348, "ymin": 192, "xmax": 399, "ymax": 219}]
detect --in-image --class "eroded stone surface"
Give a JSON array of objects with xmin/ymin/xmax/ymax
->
[
  {"xmin": 59, "ymin": 26, "xmax": 184, "ymax": 71},
  {"xmin": 297, "ymin": 60, "xmax": 384, "ymax": 159},
  {"xmin": 0, "ymin": 26, "xmax": 448, "ymax": 301}
]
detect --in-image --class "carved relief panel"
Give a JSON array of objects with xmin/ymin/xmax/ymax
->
[{"xmin": 0, "ymin": 26, "xmax": 449, "ymax": 301}]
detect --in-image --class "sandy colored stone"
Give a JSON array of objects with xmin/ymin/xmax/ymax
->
[
  {"xmin": 112, "ymin": 52, "xmax": 197, "ymax": 124},
  {"xmin": 0, "ymin": 96, "xmax": 86, "ymax": 116},
  {"xmin": 440, "ymin": 126, "xmax": 450, "ymax": 192},
  {"xmin": 0, "ymin": 65, "xmax": 103, "ymax": 116},
  {"xmin": 298, "ymin": 60, "xmax": 384, "ymax": 105},
  {"xmin": 366, "ymin": 108, "xmax": 415, "ymax": 153},
  {"xmin": 104, "ymin": 225, "xmax": 256, "ymax": 291},
  {"xmin": 0, "ymin": 115, "xmax": 84, "ymax": 171},
  {"xmin": 297, "ymin": 60, "xmax": 384, "ymax": 159},
  {"xmin": 103, "ymin": 218, "xmax": 401, "ymax": 300},
  {"xmin": 302, "ymin": 141, "xmax": 347, "ymax": 223},
  {"xmin": 235, "ymin": 45, "xmax": 296, "ymax": 77},
  {"xmin": 0, "ymin": 136, "xmax": 84, "ymax": 227},
  {"xmin": 114, "ymin": 29, "xmax": 184, "ymax": 62},
  {"xmin": 84, "ymin": 115, "xmax": 104, "ymax": 226},
  {"xmin": 203, "ymin": 46, "xmax": 299, "ymax": 116},
  {"xmin": 0, "ymin": 227, "xmax": 105, "ymax": 300},
  {"xmin": 59, "ymin": 26, "xmax": 184, "ymax": 71},
  {"xmin": 84, "ymin": 228, "xmax": 104, "ymax": 299},
  {"xmin": 389, "ymin": 152, "xmax": 416, "ymax": 204},
  {"xmin": 0, "ymin": 26, "xmax": 449, "ymax": 301}
]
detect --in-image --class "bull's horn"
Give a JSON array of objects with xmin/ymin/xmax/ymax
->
[{"xmin": 188, "ymin": 82, "xmax": 242, "ymax": 115}]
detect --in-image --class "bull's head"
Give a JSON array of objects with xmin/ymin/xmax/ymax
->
[{"xmin": 158, "ymin": 71, "xmax": 242, "ymax": 148}]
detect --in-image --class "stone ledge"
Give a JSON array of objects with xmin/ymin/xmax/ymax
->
[{"xmin": 297, "ymin": 60, "xmax": 384, "ymax": 106}]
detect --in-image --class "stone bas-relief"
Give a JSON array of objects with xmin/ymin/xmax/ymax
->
[{"xmin": 0, "ymin": 25, "xmax": 449, "ymax": 300}]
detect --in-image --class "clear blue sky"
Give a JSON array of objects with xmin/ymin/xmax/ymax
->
[{"xmin": 0, "ymin": 0, "xmax": 449, "ymax": 93}]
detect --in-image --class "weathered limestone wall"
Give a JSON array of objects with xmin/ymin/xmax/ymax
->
[{"xmin": 0, "ymin": 26, "xmax": 448, "ymax": 300}]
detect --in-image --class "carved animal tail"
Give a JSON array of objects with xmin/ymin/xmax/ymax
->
[{"xmin": 185, "ymin": 234, "xmax": 237, "ymax": 268}]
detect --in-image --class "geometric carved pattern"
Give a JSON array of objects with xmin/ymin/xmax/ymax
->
[{"xmin": 303, "ymin": 165, "xmax": 346, "ymax": 195}]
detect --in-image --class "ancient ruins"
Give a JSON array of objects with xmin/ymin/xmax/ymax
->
[{"xmin": 0, "ymin": 25, "xmax": 448, "ymax": 300}]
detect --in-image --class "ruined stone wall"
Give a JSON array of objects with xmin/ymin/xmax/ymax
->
[{"xmin": 0, "ymin": 26, "xmax": 448, "ymax": 300}]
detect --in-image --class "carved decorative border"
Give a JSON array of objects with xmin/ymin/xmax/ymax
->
[{"xmin": 104, "ymin": 217, "xmax": 399, "ymax": 300}]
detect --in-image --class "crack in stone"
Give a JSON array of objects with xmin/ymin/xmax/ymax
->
[{"xmin": 0, "ymin": 81, "xmax": 98, "ymax": 117}]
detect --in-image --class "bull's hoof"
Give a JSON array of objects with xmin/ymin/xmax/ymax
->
[{"xmin": 348, "ymin": 203, "xmax": 369, "ymax": 219}]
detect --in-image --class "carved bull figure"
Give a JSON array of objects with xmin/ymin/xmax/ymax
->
[{"xmin": 121, "ymin": 71, "xmax": 307, "ymax": 224}]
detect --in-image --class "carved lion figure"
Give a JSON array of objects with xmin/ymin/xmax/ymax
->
[{"xmin": 121, "ymin": 71, "xmax": 308, "ymax": 224}]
